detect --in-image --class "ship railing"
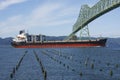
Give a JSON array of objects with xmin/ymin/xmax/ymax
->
[{"xmin": 25, "ymin": 38, "xmax": 101, "ymax": 43}]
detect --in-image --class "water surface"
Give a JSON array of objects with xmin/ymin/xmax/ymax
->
[{"xmin": 0, "ymin": 45, "xmax": 120, "ymax": 80}]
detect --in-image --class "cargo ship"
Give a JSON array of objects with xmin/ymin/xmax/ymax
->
[{"xmin": 11, "ymin": 30, "xmax": 107, "ymax": 48}]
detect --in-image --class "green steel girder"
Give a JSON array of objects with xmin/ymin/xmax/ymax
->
[{"xmin": 65, "ymin": 0, "xmax": 120, "ymax": 40}]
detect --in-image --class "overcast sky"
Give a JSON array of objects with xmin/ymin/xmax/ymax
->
[{"xmin": 0, "ymin": 0, "xmax": 120, "ymax": 38}]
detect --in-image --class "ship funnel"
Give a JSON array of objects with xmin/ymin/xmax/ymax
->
[{"xmin": 19, "ymin": 30, "xmax": 25, "ymax": 34}]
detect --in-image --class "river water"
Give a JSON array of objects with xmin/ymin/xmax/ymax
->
[{"xmin": 0, "ymin": 45, "xmax": 120, "ymax": 80}]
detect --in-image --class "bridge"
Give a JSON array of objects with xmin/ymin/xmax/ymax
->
[{"xmin": 65, "ymin": 0, "xmax": 120, "ymax": 40}]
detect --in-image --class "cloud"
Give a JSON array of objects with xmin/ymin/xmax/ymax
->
[
  {"xmin": 0, "ymin": 0, "xmax": 27, "ymax": 10},
  {"xmin": 25, "ymin": 2, "xmax": 63, "ymax": 27},
  {"xmin": 31, "ymin": 3, "xmax": 61, "ymax": 20},
  {"xmin": 0, "ymin": 15, "xmax": 25, "ymax": 35},
  {"xmin": 26, "ymin": 2, "xmax": 78, "ymax": 27},
  {"xmin": 0, "ymin": 2, "xmax": 79, "ymax": 37}
]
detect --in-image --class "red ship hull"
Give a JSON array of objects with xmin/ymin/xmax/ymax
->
[{"xmin": 11, "ymin": 39, "xmax": 107, "ymax": 48}]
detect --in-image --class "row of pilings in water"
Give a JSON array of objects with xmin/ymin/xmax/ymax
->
[
  {"xmin": 41, "ymin": 49, "xmax": 119, "ymax": 78},
  {"xmin": 33, "ymin": 50, "xmax": 47, "ymax": 80},
  {"xmin": 9, "ymin": 50, "xmax": 47, "ymax": 80},
  {"xmin": 9, "ymin": 49, "xmax": 120, "ymax": 79},
  {"xmin": 10, "ymin": 51, "xmax": 28, "ymax": 79}
]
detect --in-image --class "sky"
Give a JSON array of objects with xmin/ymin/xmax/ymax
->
[{"xmin": 0, "ymin": 0, "xmax": 120, "ymax": 38}]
